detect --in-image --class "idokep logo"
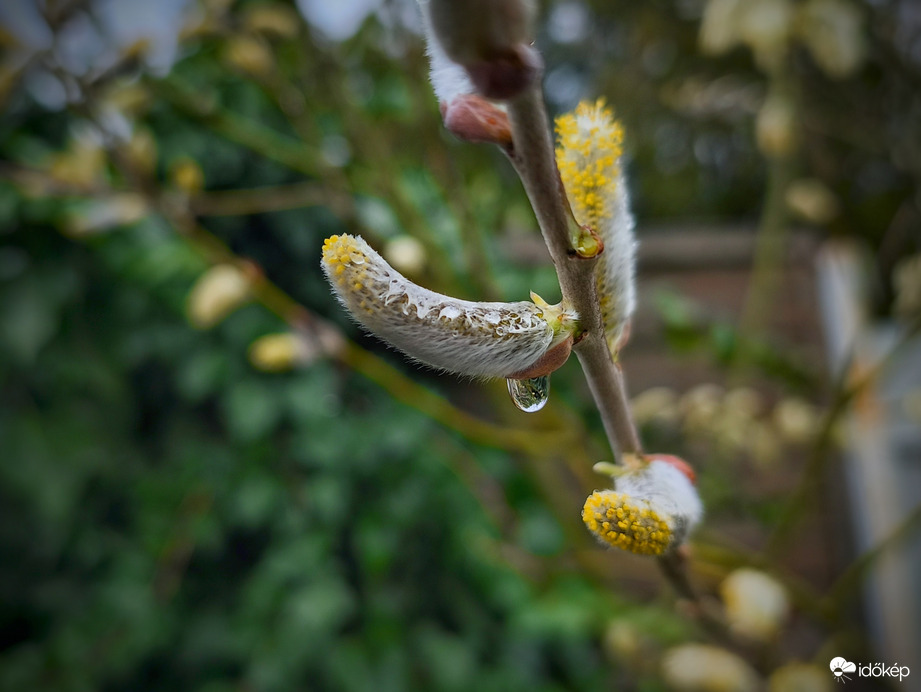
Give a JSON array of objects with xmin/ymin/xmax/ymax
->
[
  {"xmin": 830, "ymin": 658, "xmax": 857, "ymax": 683},
  {"xmin": 830, "ymin": 657, "xmax": 911, "ymax": 684}
]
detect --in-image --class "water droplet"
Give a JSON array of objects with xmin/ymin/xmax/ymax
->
[
  {"xmin": 439, "ymin": 305, "xmax": 462, "ymax": 320},
  {"xmin": 507, "ymin": 375, "xmax": 550, "ymax": 413}
]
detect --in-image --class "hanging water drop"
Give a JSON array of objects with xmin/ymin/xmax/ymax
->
[{"xmin": 507, "ymin": 375, "xmax": 550, "ymax": 413}]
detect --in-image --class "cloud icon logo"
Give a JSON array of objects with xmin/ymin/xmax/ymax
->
[{"xmin": 830, "ymin": 657, "xmax": 857, "ymax": 683}]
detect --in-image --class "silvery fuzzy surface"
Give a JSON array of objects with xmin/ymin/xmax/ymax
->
[
  {"xmin": 615, "ymin": 460, "xmax": 703, "ymax": 545},
  {"xmin": 322, "ymin": 234, "xmax": 555, "ymax": 378}
]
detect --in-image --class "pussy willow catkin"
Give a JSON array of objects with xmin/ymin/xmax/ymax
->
[
  {"xmin": 556, "ymin": 99, "xmax": 636, "ymax": 356},
  {"xmin": 322, "ymin": 234, "xmax": 575, "ymax": 378},
  {"xmin": 582, "ymin": 458, "xmax": 703, "ymax": 556}
]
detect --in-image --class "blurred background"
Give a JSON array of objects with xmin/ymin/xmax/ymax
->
[{"xmin": 1, "ymin": 0, "xmax": 920, "ymax": 690}]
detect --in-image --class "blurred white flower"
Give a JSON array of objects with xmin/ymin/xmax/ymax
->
[
  {"xmin": 383, "ymin": 235, "xmax": 427, "ymax": 276},
  {"xmin": 64, "ymin": 193, "xmax": 149, "ymax": 236},
  {"xmin": 721, "ymin": 568, "xmax": 790, "ymax": 641},
  {"xmin": 631, "ymin": 386, "xmax": 680, "ymax": 426},
  {"xmin": 797, "ymin": 0, "xmax": 866, "ymax": 79},
  {"xmin": 699, "ymin": 0, "xmax": 745, "ymax": 56},
  {"xmin": 738, "ymin": 0, "xmax": 794, "ymax": 71},
  {"xmin": 548, "ymin": 2, "xmax": 590, "ymax": 45},
  {"xmin": 662, "ymin": 644, "xmax": 760, "ymax": 692},
  {"xmin": 295, "ymin": 0, "xmax": 380, "ymax": 41},
  {"xmin": 681, "ymin": 383, "xmax": 724, "ymax": 434},
  {"xmin": 773, "ymin": 397, "xmax": 820, "ymax": 445}
]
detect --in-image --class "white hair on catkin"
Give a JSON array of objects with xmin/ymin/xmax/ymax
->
[
  {"xmin": 615, "ymin": 459, "xmax": 703, "ymax": 545},
  {"xmin": 555, "ymin": 99, "xmax": 637, "ymax": 356},
  {"xmin": 582, "ymin": 459, "xmax": 703, "ymax": 555},
  {"xmin": 321, "ymin": 234, "xmax": 562, "ymax": 379},
  {"xmin": 417, "ymin": 0, "xmax": 475, "ymax": 104}
]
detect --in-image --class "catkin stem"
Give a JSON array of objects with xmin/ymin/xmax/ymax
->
[{"xmin": 505, "ymin": 86, "xmax": 642, "ymax": 461}]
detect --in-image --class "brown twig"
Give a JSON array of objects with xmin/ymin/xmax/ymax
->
[{"xmin": 504, "ymin": 86, "xmax": 643, "ymax": 461}]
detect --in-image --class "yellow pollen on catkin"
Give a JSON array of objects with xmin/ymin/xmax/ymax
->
[
  {"xmin": 555, "ymin": 99, "xmax": 625, "ymax": 231},
  {"xmin": 582, "ymin": 490, "xmax": 672, "ymax": 556}
]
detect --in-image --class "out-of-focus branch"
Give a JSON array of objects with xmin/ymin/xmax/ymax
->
[
  {"xmin": 766, "ymin": 314, "xmax": 921, "ymax": 556},
  {"xmin": 190, "ymin": 181, "xmax": 351, "ymax": 218},
  {"xmin": 824, "ymin": 502, "xmax": 921, "ymax": 609}
]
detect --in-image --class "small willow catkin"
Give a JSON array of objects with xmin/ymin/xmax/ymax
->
[
  {"xmin": 322, "ymin": 234, "xmax": 575, "ymax": 378},
  {"xmin": 582, "ymin": 458, "xmax": 702, "ymax": 556},
  {"xmin": 556, "ymin": 99, "xmax": 636, "ymax": 356}
]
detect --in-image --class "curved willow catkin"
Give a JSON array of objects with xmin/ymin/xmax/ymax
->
[
  {"xmin": 556, "ymin": 99, "xmax": 636, "ymax": 356},
  {"xmin": 322, "ymin": 234, "xmax": 574, "ymax": 378}
]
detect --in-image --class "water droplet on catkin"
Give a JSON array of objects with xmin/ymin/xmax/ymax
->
[{"xmin": 507, "ymin": 375, "xmax": 550, "ymax": 413}]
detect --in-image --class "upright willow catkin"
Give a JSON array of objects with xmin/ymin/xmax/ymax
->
[
  {"xmin": 322, "ymin": 234, "xmax": 576, "ymax": 379},
  {"xmin": 556, "ymin": 99, "xmax": 636, "ymax": 356}
]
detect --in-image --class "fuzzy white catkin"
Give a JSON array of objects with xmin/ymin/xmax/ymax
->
[
  {"xmin": 556, "ymin": 100, "xmax": 636, "ymax": 355},
  {"xmin": 615, "ymin": 459, "xmax": 703, "ymax": 544},
  {"xmin": 582, "ymin": 458, "xmax": 703, "ymax": 555},
  {"xmin": 322, "ymin": 234, "xmax": 570, "ymax": 379},
  {"xmin": 662, "ymin": 644, "xmax": 760, "ymax": 692},
  {"xmin": 417, "ymin": 0, "xmax": 475, "ymax": 104}
]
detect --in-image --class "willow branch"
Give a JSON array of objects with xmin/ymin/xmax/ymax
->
[{"xmin": 504, "ymin": 86, "xmax": 642, "ymax": 460}]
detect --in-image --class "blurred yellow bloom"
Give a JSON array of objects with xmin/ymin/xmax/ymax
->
[
  {"xmin": 249, "ymin": 333, "xmax": 305, "ymax": 372},
  {"xmin": 187, "ymin": 264, "xmax": 252, "ymax": 329},
  {"xmin": 223, "ymin": 35, "xmax": 274, "ymax": 77},
  {"xmin": 243, "ymin": 4, "xmax": 301, "ymax": 39},
  {"xmin": 756, "ymin": 91, "xmax": 797, "ymax": 157},
  {"xmin": 125, "ymin": 128, "xmax": 158, "ymax": 176},
  {"xmin": 47, "ymin": 134, "xmax": 107, "ymax": 187},
  {"xmin": 170, "ymin": 158, "xmax": 205, "ymax": 195},
  {"xmin": 785, "ymin": 178, "xmax": 839, "ymax": 224}
]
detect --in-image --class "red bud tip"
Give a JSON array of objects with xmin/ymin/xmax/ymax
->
[{"xmin": 646, "ymin": 454, "xmax": 696, "ymax": 485}]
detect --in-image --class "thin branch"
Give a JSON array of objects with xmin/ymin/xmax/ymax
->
[
  {"xmin": 766, "ymin": 314, "xmax": 921, "ymax": 556},
  {"xmin": 504, "ymin": 86, "xmax": 642, "ymax": 460},
  {"xmin": 824, "ymin": 502, "xmax": 921, "ymax": 609},
  {"xmin": 500, "ymin": 76, "xmax": 721, "ymax": 635},
  {"xmin": 190, "ymin": 181, "xmax": 350, "ymax": 218}
]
